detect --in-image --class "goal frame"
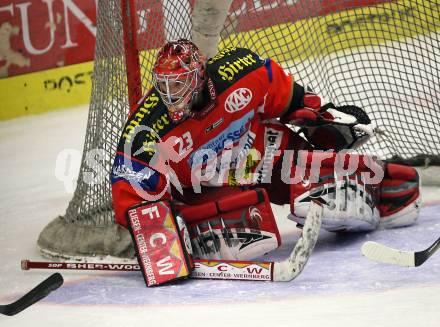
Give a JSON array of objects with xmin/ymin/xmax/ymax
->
[{"xmin": 37, "ymin": 0, "xmax": 440, "ymax": 260}]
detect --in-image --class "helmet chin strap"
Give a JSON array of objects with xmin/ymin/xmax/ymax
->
[
  {"xmin": 169, "ymin": 108, "xmax": 187, "ymax": 123},
  {"xmin": 167, "ymin": 90, "xmax": 200, "ymax": 123}
]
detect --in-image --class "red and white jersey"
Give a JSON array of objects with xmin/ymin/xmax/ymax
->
[{"xmin": 111, "ymin": 47, "xmax": 294, "ymax": 226}]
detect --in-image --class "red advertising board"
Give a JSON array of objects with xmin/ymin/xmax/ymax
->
[
  {"xmin": 0, "ymin": 0, "xmax": 391, "ymax": 79},
  {"xmin": 0, "ymin": 0, "xmax": 97, "ymax": 78}
]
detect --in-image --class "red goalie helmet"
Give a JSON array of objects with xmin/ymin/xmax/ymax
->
[{"xmin": 152, "ymin": 39, "xmax": 206, "ymax": 123}]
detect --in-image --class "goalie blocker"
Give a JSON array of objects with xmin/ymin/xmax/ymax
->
[
  {"xmin": 126, "ymin": 201, "xmax": 194, "ymax": 286},
  {"xmin": 126, "ymin": 188, "xmax": 280, "ymax": 286}
]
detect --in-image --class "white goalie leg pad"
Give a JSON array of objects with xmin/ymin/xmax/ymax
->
[
  {"xmin": 378, "ymin": 163, "xmax": 421, "ymax": 229},
  {"xmin": 176, "ymin": 188, "xmax": 281, "ymax": 260},
  {"xmin": 379, "ymin": 197, "xmax": 421, "ymax": 229},
  {"xmin": 288, "ymin": 152, "xmax": 381, "ymax": 232}
]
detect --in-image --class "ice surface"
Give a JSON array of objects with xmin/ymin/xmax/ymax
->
[{"xmin": 1, "ymin": 106, "xmax": 440, "ymax": 326}]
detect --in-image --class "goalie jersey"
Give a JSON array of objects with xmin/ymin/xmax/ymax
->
[{"xmin": 111, "ymin": 47, "xmax": 295, "ymax": 227}]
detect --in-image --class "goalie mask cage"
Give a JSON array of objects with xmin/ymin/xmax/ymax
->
[{"xmin": 38, "ymin": 0, "xmax": 439, "ymax": 259}]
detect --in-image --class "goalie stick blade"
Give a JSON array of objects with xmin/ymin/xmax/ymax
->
[
  {"xmin": 0, "ymin": 273, "xmax": 63, "ymax": 316},
  {"xmin": 273, "ymin": 201, "xmax": 323, "ymax": 281},
  {"xmin": 361, "ymin": 241, "xmax": 415, "ymax": 267}
]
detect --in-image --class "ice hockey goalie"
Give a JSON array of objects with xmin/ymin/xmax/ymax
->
[{"xmin": 110, "ymin": 39, "xmax": 421, "ymax": 286}]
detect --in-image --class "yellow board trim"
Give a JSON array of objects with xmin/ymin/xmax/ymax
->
[{"xmin": 0, "ymin": 61, "xmax": 93, "ymax": 120}]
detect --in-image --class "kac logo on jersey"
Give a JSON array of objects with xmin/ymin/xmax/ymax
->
[{"xmin": 225, "ymin": 88, "xmax": 252, "ymax": 113}]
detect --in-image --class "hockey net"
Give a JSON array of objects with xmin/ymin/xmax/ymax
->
[{"xmin": 38, "ymin": 0, "xmax": 440, "ymax": 259}]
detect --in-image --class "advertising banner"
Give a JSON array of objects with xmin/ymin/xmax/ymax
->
[
  {"xmin": 0, "ymin": 0, "xmax": 96, "ymax": 78},
  {"xmin": 0, "ymin": 0, "xmax": 391, "ymax": 79},
  {"xmin": 2, "ymin": 0, "xmax": 436, "ymax": 120}
]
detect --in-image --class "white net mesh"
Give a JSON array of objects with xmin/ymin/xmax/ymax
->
[{"xmin": 38, "ymin": 0, "xmax": 439, "ymax": 259}]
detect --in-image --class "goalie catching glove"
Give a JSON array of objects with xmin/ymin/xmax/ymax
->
[{"xmin": 282, "ymin": 84, "xmax": 375, "ymax": 151}]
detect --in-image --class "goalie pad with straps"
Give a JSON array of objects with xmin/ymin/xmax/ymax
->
[
  {"xmin": 288, "ymin": 151, "xmax": 420, "ymax": 232},
  {"xmin": 378, "ymin": 163, "xmax": 421, "ymax": 229},
  {"xmin": 288, "ymin": 151, "xmax": 381, "ymax": 232},
  {"xmin": 176, "ymin": 188, "xmax": 281, "ymax": 260}
]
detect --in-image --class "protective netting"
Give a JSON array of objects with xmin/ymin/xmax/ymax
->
[
  {"xmin": 38, "ymin": 0, "xmax": 134, "ymax": 258},
  {"xmin": 38, "ymin": 0, "xmax": 439, "ymax": 259}
]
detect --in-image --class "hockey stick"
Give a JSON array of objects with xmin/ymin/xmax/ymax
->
[
  {"xmin": 0, "ymin": 273, "xmax": 63, "ymax": 316},
  {"xmin": 361, "ymin": 236, "xmax": 440, "ymax": 267},
  {"xmin": 272, "ymin": 200, "xmax": 323, "ymax": 281},
  {"xmin": 23, "ymin": 201, "xmax": 323, "ymax": 282}
]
